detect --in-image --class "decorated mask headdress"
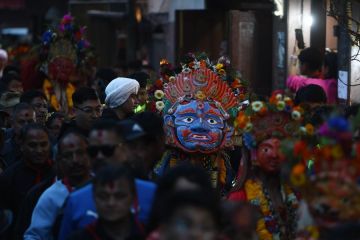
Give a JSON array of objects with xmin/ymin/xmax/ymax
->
[
  {"xmin": 283, "ymin": 116, "xmax": 360, "ymax": 227},
  {"xmin": 235, "ymin": 91, "xmax": 306, "ymax": 150},
  {"xmin": 39, "ymin": 13, "xmax": 95, "ymax": 112},
  {"xmin": 155, "ymin": 53, "xmax": 247, "ymax": 154}
]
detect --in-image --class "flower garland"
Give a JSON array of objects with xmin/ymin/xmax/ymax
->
[{"xmin": 245, "ymin": 178, "xmax": 299, "ymax": 240}]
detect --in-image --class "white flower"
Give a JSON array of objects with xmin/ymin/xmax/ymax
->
[
  {"xmin": 292, "ymin": 110, "xmax": 301, "ymax": 120},
  {"xmin": 276, "ymin": 93, "xmax": 283, "ymax": 100},
  {"xmin": 284, "ymin": 96, "xmax": 291, "ymax": 102},
  {"xmin": 154, "ymin": 90, "xmax": 165, "ymax": 100},
  {"xmin": 251, "ymin": 101, "xmax": 264, "ymax": 112},
  {"xmin": 169, "ymin": 76, "xmax": 176, "ymax": 82},
  {"xmin": 156, "ymin": 101, "xmax": 165, "ymax": 111},
  {"xmin": 276, "ymin": 101, "xmax": 285, "ymax": 111}
]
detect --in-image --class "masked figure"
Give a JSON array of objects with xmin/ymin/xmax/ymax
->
[
  {"xmin": 229, "ymin": 92, "xmax": 305, "ymax": 240},
  {"xmin": 284, "ymin": 116, "xmax": 360, "ymax": 239},
  {"xmin": 154, "ymin": 54, "xmax": 247, "ymax": 190},
  {"xmin": 40, "ymin": 14, "xmax": 95, "ymax": 114}
]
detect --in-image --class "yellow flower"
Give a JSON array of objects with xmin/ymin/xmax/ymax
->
[
  {"xmin": 276, "ymin": 101, "xmax": 285, "ymax": 111},
  {"xmin": 251, "ymin": 101, "xmax": 264, "ymax": 112},
  {"xmin": 215, "ymin": 63, "xmax": 223, "ymax": 70},
  {"xmin": 155, "ymin": 101, "xmax": 165, "ymax": 111},
  {"xmin": 305, "ymin": 123, "xmax": 314, "ymax": 135},
  {"xmin": 290, "ymin": 173, "xmax": 306, "ymax": 186},
  {"xmin": 154, "ymin": 90, "xmax": 165, "ymax": 99},
  {"xmin": 218, "ymin": 69, "xmax": 226, "ymax": 75},
  {"xmin": 195, "ymin": 91, "xmax": 206, "ymax": 100}
]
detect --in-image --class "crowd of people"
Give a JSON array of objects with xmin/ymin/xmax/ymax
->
[{"xmin": 0, "ymin": 14, "xmax": 359, "ymax": 240}]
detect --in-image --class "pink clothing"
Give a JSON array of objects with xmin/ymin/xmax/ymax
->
[{"xmin": 287, "ymin": 75, "xmax": 337, "ymax": 104}]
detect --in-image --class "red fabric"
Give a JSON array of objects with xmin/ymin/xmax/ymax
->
[{"xmin": 228, "ymin": 189, "xmax": 247, "ymax": 201}]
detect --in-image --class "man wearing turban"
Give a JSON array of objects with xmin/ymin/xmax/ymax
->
[{"xmin": 103, "ymin": 77, "xmax": 139, "ymax": 120}]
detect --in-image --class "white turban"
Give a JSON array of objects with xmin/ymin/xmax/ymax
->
[
  {"xmin": 105, "ymin": 77, "xmax": 139, "ymax": 108},
  {"xmin": 0, "ymin": 49, "xmax": 8, "ymax": 61}
]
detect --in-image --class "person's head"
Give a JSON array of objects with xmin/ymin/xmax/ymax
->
[
  {"xmin": 105, "ymin": 77, "xmax": 139, "ymax": 119},
  {"xmin": 323, "ymin": 51, "xmax": 338, "ymax": 79},
  {"xmin": 0, "ymin": 49, "xmax": 8, "ymax": 70},
  {"xmin": 298, "ymin": 47, "xmax": 323, "ymax": 76},
  {"xmin": 0, "ymin": 72, "xmax": 23, "ymax": 93},
  {"xmin": 11, "ymin": 103, "xmax": 36, "ymax": 136},
  {"xmin": 126, "ymin": 112, "xmax": 165, "ymax": 174},
  {"xmin": 127, "ymin": 72, "xmax": 149, "ymax": 105},
  {"xmin": 46, "ymin": 112, "xmax": 65, "ymax": 143},
  {"xmin": 57, "ymin": 130, "xmax": 91, "ymax": 181},
  {"xmin": 251, "ymin": 138, "xmax": 286, "ymax": 174},
  {"xmin": 72, "ymin": 87, "xmax": 102, "ymax": 130},
  {"xmin": 88, "ymin": 119, "xmax": 127, "ymax": 171},
  {"xmin": 20, "ymin": 123, "xmax": 51, "ymax": 165},
  {"xmin": 295, "ymin": 84, "xmax": 327, "ymax": 106},
  {"xmin": 93, "ymin": 165, "xmax": 136, "ymax": 222},
  {"xmin": 147, "ymin": 165, "xmax": 213, "ymax": 233},
  {"xmin": 221, "ymin": 202, "xmax": 260, "ymax": 240},
  {"xmin": 157, "ymin": 165, "xmax": 213, "ymax": 194},
  {"xmin": 20, "ymin": 90, "xmax": 48, "ymax": 125},
  {"xmin": 158, "ymin": 190, "xmax": 220, "ymax": 240}
]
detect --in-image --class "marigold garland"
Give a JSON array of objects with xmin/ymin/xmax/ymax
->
[{"xmin": 244, "ymin": 179, "xmax": 298, "ymax": 240}]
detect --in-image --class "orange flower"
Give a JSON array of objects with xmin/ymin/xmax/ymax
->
[
  {"xmin": 305, "ymin": 123, "xmax": 314, "ymax": 135},
  {"xmin": 239, "ymin": 93, "xmax": 246, "ymax": 101},
  {"xmin": 259, "ymin": 107, "xmax": 267, "ymax": 115},
  {"xmin": 292, "ymin": 163, "xmax": 306, "ymax": 175},
  {"xmin": 231, "ymin": 79, "xmax": 242, "ymax": 88},
  {"xmin": 200, "ymin": 60, "xmax": 207, "ymax": 68},
  {"xmin": 236, "ymin": 112, "xmax": 249, "ymax": 128}
]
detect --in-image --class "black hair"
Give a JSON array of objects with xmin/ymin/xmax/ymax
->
[
  {"xmin": 12, "ymin": 102, "xmax": 35, "ymax": 118},
  {"xmin": 96, "ymin": 68, "xmax": 117, "ymax": 85},
  {"xmin": 57, "ymin": 129, "xmax": 88, "ymax": 153},
  {"xmin": 90, "ymin": 119, "xmax": 123, "ymax": 139},
  {"xmin": 3, "ymin": 65, "xmax": 20, "ymax": 76},
  {"xmin": 93, "ymin": 164, "xmax": 136, "ymax": 194},
  {"xmin": 20, "ymin": 123, "xmax": 49, "ymax": 142},
  {"xmin": 20, "ymin": 90, "xmax": 47, "ymax": 104},
  {"xmin": 324, "ymin": 52, "xmax": 338, "ymax": 79},
  {"xmin": 0, "ymin": 72, "xmax": 21, "ymax": 93},
  {"xmin": 295, "ymin": 84, "xmax": 327, "ymax": 105},
  {"xmin": 45, "ymin": 112, "xmax": 65, "ymax": 128},
  {"xmin": 131, "ymin": 111, "xmax": 164, "ymax": 143},
  {"xmin": 147, "ymin": 165, "xmax": 214, "ymax": 232},
  {"xmin": 159, "ymin": 189, "xmax": 221, "ymax": 228},
  {"xmin": 298, "ymin": 47, "xmax": 323, "ymax": 72},
  {"xmin": 72, "ymin": 87, "xmax": 99, "ymax": 106},
  {"xmin": 127, "ymin": 72, "xmax": 149, "ymax": 89}
]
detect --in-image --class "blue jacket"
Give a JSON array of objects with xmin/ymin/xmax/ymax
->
[
  {"xmin": 58, "ymin": 179, "xmax": 156, "ymax": 240},
  {"xmin": 24, "ymin": 180, "xmax": 70, "ymax": 240}
]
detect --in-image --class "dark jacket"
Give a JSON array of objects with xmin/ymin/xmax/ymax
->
[
  {"xmin": 67, "ymin": 220, "xmax": 144, "ymax": 240},
  {"xmin": 0, "ymin": 160, "xmax": 55, "ymax": 220}
]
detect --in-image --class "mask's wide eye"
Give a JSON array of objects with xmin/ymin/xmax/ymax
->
[
  {"xmin": 207, "ymin": 118, "xmax": 218, "ymax": 125},
  {"xmin": 182, "ymin": 117, "xmax": 194, "ymax": 123}
]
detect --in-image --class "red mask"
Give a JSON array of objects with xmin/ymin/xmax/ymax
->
[{"xmin": 255, "ymin": 138, "xmax": 285, "ymax": 173}]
